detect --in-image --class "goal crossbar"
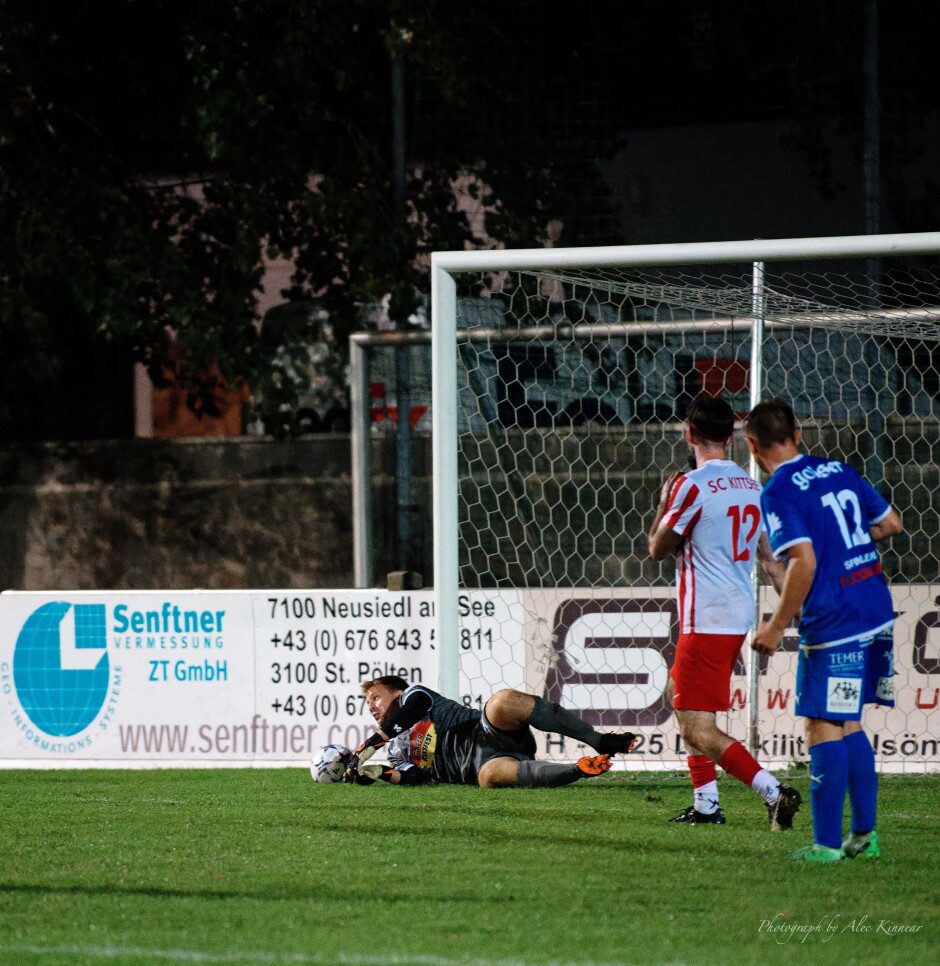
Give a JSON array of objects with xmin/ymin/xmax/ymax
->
[{"xmin": 431, "ymin": 231, "xmax": 940, "ymax": 274}]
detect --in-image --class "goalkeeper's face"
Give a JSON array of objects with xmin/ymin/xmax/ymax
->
[{"xmin": 365, "ymin": 683, "xmax": 403, "ymax": 726}]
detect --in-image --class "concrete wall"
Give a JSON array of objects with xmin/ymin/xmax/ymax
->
[
  {"xmin": 2, "ymin": 421, "xmax": 933, "ymax": 594},
  {"xmin": 0, "ymin": 437, "xmax": 419, "ymax": 592}
]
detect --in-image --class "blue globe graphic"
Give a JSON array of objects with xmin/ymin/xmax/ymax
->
[{"xmin": 13, "ymin": 602, "xmax": 110, "ymax": 736}]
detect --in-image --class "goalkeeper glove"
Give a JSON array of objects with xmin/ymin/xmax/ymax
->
[
  {"xmin": 342, "ymin": 759, "xmax": 392, "ymax": 785},
  {"xmin": 354, "ymin": 729, "xmax": 389, "ymax": 759},
  {"xmin": 342, "ymin": 731, "xmax": 390, "ymax": 783},
  {"xmin": 354, "ymin": 744, "xmax": 378, "ymax": 767},
  {"xmin": 343, "ymin": 750, "xmax": 389, "ymax": 783},
  {"xmin": 352, "ymin": 764, "xmax": 393, "ymax": 785}
]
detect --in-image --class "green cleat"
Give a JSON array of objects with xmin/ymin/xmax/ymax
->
[
  {"xmin": 842, "ymin": 828, "xmax": 880, "ymax": 859},
  {"xmin": 788, "ymin": 843, "xmax": 845, "ymax": 862}
]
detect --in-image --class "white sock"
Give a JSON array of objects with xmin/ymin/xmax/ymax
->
[
  {"xmin": 751, "ymin": 768, "xmax": 781, "ymax": 805},
  {"xmin": 693, "ymin": 780, "xmax": 720, "ymax": 814}
]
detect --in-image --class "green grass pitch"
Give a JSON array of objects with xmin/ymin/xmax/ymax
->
[{"xmin": 0, "ymin": 769, "xmax": 936, "ymax": 966}]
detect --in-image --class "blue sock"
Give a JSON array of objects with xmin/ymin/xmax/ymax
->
[
  {"xmin": 809, "ymin": 739, "xmax": 848, "ymax": 849},
  {"xmin": 843, "ymin": 730, "xmax": 878, "ymax": 834}
]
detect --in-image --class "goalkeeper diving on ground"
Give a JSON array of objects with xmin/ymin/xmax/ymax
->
[{"xmin": 344, "ymin": 675, "xmax": 639, "ymax": 787}]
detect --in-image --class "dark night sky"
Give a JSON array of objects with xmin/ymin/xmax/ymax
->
[{"xmin": 413, "ymin": 1, "xmax": 940, "ymax": 245}]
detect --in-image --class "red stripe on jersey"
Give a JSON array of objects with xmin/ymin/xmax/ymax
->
[
  {"xmin": 678, "ymin": 507, "xmax": 703, "ymax": 631},
  {"xmin": 678, "ymin": 542, "xmax": 689, "ymax": 629},
  {"xmin": 664, "ymin": 479, "xmax": 700, "ymax": 534},
  {"xmin": 668, "ymin": 474, "xmax": 686, "ymax": 502}
]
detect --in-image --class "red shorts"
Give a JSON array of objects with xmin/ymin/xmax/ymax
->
[{"xmin": 670, "ymin": 632, "xmax": 747, "ymax": 712}]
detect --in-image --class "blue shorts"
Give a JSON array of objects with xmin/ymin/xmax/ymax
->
[{"xmin": 795, "ymin": 628, "xmax": 895, "ymax": 721}]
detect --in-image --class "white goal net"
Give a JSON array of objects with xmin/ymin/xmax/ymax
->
[{"xmin": 430, "ymin": 233, "xmax": 940, "ymax": 773}]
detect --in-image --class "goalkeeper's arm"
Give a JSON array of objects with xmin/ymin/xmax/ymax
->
[
  {"xmin": 347, "ymin": 687, "xmax": 435, "ymax": 783},
  {"xmin": 355, "ymin": 687, "xmax": 434, "ymax": 763},
  {"xmin": 353, "ymin": 762, "xmax": 432, "ymax": 786}
]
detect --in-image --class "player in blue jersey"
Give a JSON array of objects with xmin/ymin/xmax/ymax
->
[
  {"xmin": 344, "ymin": 676, "xmax": 638, "ymax": 787},
  {"xmin": 744, "ymin": 400, "xmax": 903, "ymax": 862}
]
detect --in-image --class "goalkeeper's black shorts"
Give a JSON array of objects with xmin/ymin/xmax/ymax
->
[{"xmin": 434, "ymin": 707, "xmax": 537, "ymax": 785}]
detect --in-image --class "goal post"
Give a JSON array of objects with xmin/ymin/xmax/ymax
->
[
  {"xmin": 430, "ymin": 231, "xmax": 940, "ymax": 771},
  {"xmin": 431, "ymin": 261, "xmax": 460, "ymax": 696}
]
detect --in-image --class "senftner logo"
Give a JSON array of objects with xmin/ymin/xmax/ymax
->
[{"xmin": 13, "ymin": 602, "xmax": 110, "ymax": 737}]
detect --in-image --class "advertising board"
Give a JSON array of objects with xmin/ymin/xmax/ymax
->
[{"xmin": 1, "ymin": 587, "xmax": 935, "ymax": 770}]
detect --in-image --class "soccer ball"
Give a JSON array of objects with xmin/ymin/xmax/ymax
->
[{"xmin": 311, "ymin": 743, "xmax": 351, "ymax": 784}]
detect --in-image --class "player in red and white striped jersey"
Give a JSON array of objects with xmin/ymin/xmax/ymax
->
[{"xmin": 648, "ymin": 395, "xmax": 801, "ymax": 830}]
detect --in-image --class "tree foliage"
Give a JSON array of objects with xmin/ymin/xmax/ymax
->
[
  {"xmin": 3, "ymin": 1, "xmax": 935, "ymax": 440},
  {"xmin": 0, "ymin": 1, "xmax": 493, "ymax": 438}
]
